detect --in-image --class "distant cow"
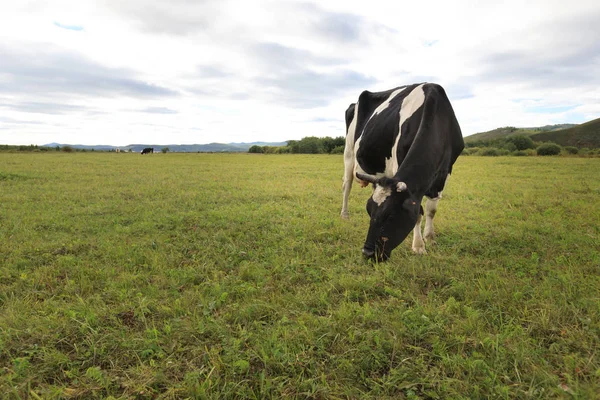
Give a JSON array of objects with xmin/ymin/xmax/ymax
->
[
  {"xmin": 141, "ymin": 147, "xmax": 154, "ymax": 154},
  {"xmin": 341, "ymin": 83, "xmax": 464, "ymax": 261}
]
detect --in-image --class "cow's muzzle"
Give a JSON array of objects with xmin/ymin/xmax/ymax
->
[
  {"xmin": 362, "ymin": 246, "xmax": 389, "ymax": 262},
  {"xmin": 362, "ymin": 247, "xmax": 375, "ymax": 258}
]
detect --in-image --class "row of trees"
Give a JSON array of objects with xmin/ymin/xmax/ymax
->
[
  {"xmin": 0, "ymin": 144, "xmax": 77, "ymax": 152},
  {"xmin": 249, "ymin": 136, "xmax": 346, "ymax": 154}
]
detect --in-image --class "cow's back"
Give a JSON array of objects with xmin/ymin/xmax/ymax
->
[{"xmin": 354, "ymin": 83, "xmax": 464, "ymax": 196}]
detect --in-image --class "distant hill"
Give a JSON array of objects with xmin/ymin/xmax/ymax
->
[
  {"xmin": 44, "ymin": 142, "xmax": 117, "ymax": 151},
  {"xmin": 464, "ymin": 123, "xmax": 578, "ymax": 143},
  {"xmin": 464, "ymin": 119, "xmax": 600, "ymax": 148},
  {"xmin": 42, "ymin": 142, "xmax": 287, "ymax": 152},
  {"xmin": 530, "ymin": 118, "xmax": 600, "ymax": 148}
]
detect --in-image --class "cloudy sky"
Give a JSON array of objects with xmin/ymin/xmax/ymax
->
[{"xmin": 1, "ymin": 0, "xmax": 599, "ymax": 146}]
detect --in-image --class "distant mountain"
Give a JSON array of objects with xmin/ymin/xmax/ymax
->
[
  {"xmin": 464, "ymin": 123, "xmax": 579, "ymax": 143},
  {"xmin": 42, "ymin": 141, "xmax": 287, "ymax": 152}
]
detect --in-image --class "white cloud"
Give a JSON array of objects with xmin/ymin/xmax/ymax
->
[{"xmin": 0, "ymin": 0, "xmax": 599, "ymax": 145}]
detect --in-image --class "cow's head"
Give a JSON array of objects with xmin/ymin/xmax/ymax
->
[{"xmin": 357, "ymin": 172, "xmax": 420, "ymax": 261}]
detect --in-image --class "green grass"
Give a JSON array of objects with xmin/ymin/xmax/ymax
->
[{"xmin": 1, "ymin": 153, "xmax": 599, "ymax": 399}]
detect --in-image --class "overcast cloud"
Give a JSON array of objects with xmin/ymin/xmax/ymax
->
[{"xmin": 1, "ymin": 0, "xmax": 599, "ymax": 145}]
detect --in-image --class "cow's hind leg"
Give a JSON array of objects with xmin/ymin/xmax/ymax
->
[
  {"xmin": 424, "ymin": 197, "xmax": 439, "ymax": 243},
  {"xmin": 424, "ymin": 173, "xmax": 449, "ymax": 243},
  {"xmin": 412, "ymin": 206, "xmax": 426, "ymax": 254},
  {"xmin": 340, "ymin": 149, "xmax": 354, "ymax": 219}
]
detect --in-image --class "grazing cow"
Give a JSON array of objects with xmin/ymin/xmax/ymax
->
[
  {"xmin": 141, "ymin": 147, "xmax": 154, "ymax": 154},
  {"xmin": 341, "ymin": 83, "xmax": 464, "ymax": 261}
]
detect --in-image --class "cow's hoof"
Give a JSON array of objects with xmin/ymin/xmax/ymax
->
[
  {"xmin": 341, "ymin": 212, "xmax": 349, "ymax": 220},
  {"xmin": 412, "ymin": 246, "xmax": 427, "ymax": 255},
  {"xmin": 424, "ymin": 231, "xmax": 436, "ymax": 243},
  {"xmin": 424, "ymin": 236, "xmax": 436, "ymax": 245}
]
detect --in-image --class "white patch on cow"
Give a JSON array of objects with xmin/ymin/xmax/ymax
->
[
  {"xmin": 372, "ymin": 184, "xmax": 392, "ymax": 206},
  {"xmin": 384, "ymin": 157, "xmax": 395, "ymax": 178},
  {"xmin": 353, "ymin": 135, "xmax": 364, "ymax": 181},
  {"xmin": 391, "ymin": 84, "xmax": 426, "ymax": 174}
]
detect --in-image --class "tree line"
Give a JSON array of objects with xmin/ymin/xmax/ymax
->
[{"xmin": 249, "ymin": 136, "xmax": 346, "ymax": 154}]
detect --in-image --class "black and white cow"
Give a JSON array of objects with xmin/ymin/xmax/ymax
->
[
  {"xmin": 341, "ymin": 83, "xmax": 464, "ymax": 261},
  {"xmin": 141, "ymin": 147, "xmax": 154, "ymax": 154}
]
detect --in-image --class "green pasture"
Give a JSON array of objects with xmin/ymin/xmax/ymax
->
[{"xmin": 1, "ymin": 153, "xmax": 599, "ymax": 399}]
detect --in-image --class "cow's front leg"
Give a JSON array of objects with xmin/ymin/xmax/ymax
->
[
  {"xmin": 424, "ymin": 197, "xmax": 439, "ymax": 243},
  {"xmin": 411, "ymin": 211, "xmax": 426, "ymax": 254}
]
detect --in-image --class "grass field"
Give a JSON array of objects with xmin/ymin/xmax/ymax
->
[{"xmin": 1, "ymin": 153, "xmax": 599, "ymax": 399}]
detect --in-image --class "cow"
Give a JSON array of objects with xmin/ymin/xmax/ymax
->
[
  {"xmin": 341, "ymin": 83, "xmax": 464, "ymax": 261},
  {"xmin": 141, "ymin": 147, "xmax": 154, "ymax": 154}
]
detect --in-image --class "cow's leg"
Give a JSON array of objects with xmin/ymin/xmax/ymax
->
[
  {"xmin": 424, "ymin": 173, "xmax": 449, "ymax": 243},
  {"xmin": 340, "ymin": 150, "xmax": 354, "ymax": 219},
  {"xmin": 424, "ymin": 197, "xmax": 439, "ymax": 243},
  {"xmin": 412, "ymin": 210, "xmax": 426, "ymax": 254}
]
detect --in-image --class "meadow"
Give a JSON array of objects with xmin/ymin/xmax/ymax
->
[{"xmin": 1, "ymin": 153, "xmax": 599, "ymax": 399}]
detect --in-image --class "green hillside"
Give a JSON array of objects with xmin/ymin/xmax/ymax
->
[
  {"xmin": 464, "ymin": 123, "xmax": 577, "ymax": 143},
  {"xmin": 530, "ymin": 118, "xmax": 600, "ymax": 148},
  {"xmin": 465, "ymin": 119, "xmax": 600, "ymax": 148},
  {"xmin": 464, "ymin": 127, "xmax": 537, "ymax": 142}
]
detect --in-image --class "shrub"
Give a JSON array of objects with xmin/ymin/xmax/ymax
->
[
  {"xmin": 331, "ymin": 145, "xmax": 345, "ymax": 154},
  {"xmin": 536, "ymin": 143, "xmax": 561, "ymax": 156},
  {"xmin": 62, "ymin": 146, "xmax": 74, "ymax": 153},
  {"xmin": 502, "ymin": 142, "xmax": 517, "ymax": 152},
  {"xmin": 296, "ymin": 136, "xmax": 324, "ymax": 154},
  {"xmin": 564, "ymin": 146, "xmax": 579, "ymax": 155},
  {"xmin": 506, "ymin": 135, "xmax": 535, "ymax": 150},
  {"xmin": 263, "ymin": 146, "xmax": 280, "ymax": 154},
  {"xmin": 462, "ymin": 147, "xmax": 479, "ymax": 155},
  {"xmin": 248, "ymin": 145, "xmax": 264, "ymax": 154},
  {"xmin": 477, "ymin": 147, "xmax": 500, "ymax": 156}
]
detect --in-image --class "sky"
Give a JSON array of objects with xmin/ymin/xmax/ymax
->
[{"xmin": 1, "ymin": 0, "xmax": 599, "ymax": 146}]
